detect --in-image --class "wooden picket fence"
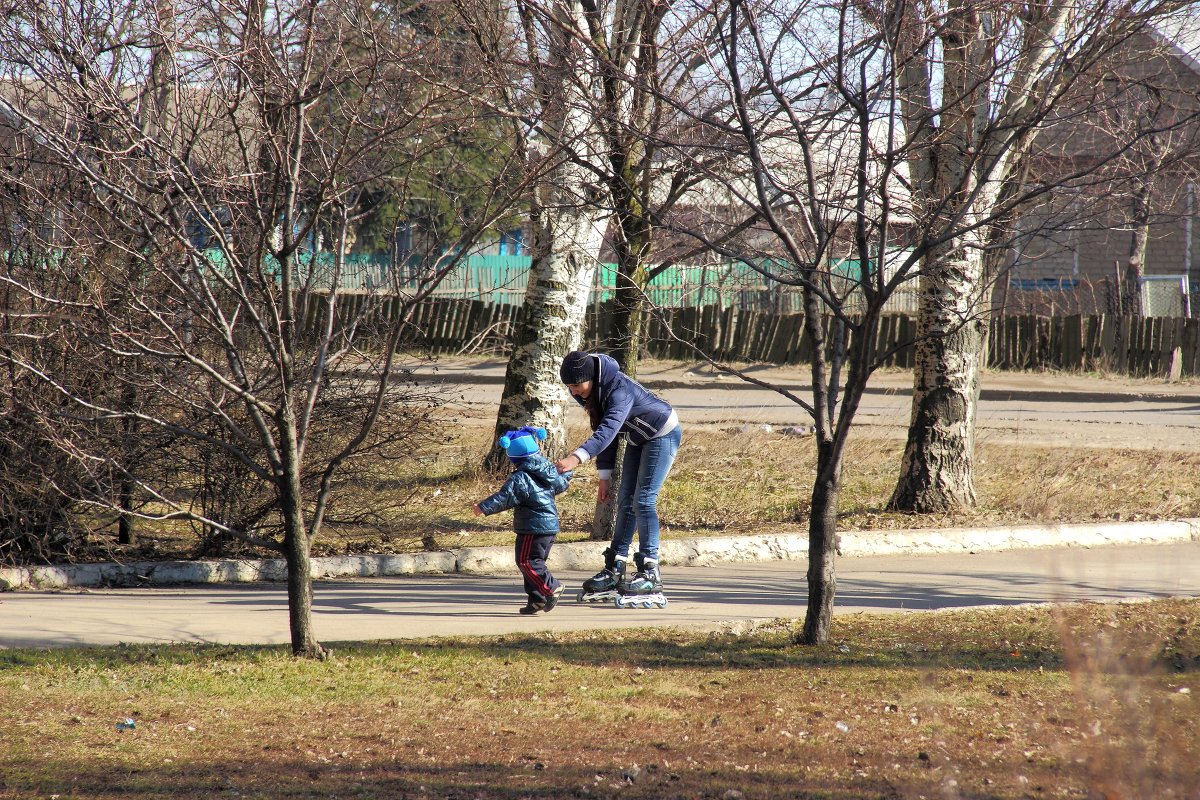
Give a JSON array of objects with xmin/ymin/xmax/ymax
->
[
  {"xmin": 319, "ymin": 295, "xmax": 1200, "ymax": 379},
  {"xmin": 985, "ymin": 313, "xmax": 1200, "ymax": 378}
]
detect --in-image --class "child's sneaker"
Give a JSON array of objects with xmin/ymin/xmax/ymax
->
[
  {"xmin": 519, "ymin": 598, "xmax": 545, "ymax": 615},
  {"xmin": 542, "ymin": 585, "xmax": 565, "ymax": 612}
]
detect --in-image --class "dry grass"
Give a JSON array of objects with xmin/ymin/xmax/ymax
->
[
  {"xmin": 97, "ymin": 421, "xmax": 1200, "ymax": 561},
  {"xmin": 313, "ymin": 425, "xmax": 1200, "ymax": 553},
  {"xmin": 2, "ymin": 599, "xmax": 1197, "ymax": 799}
]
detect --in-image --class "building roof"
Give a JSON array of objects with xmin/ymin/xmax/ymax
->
[{"xmin": 1151, "ymin": 14, "xmax": 1200, "ymax": 75}]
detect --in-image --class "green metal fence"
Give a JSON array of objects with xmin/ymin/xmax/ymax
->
[
  {"xmin": 298, "ymin": 253, "xmax": 808, "ymax": 309},
  {"xmin": 203, "ymin": 250, "xmax": 920, "ymax": 312}
]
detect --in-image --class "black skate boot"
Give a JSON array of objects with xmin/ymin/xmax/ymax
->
[
  {"xmin": 576, "ymin": 547, "xmax": 627, "ymax": 603},
  {"xmin": 615, "ymin": 553, "xmax": 667, "ymax": 609}
]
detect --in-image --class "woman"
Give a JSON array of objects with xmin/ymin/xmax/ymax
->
[{"xmin": 554, "ymin": 351, "xmax": 681, "ymax": 607}]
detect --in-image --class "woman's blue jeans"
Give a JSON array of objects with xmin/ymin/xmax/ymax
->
[{"xmin": 611, "ymin": 426, "xmax": 682, "ymax": 564}]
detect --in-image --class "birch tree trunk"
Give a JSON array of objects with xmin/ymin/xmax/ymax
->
[
  {"xmin": 486, "ymin": 0, "xmax": 607, "ymax": 469},
  {"xmin": 889, "ymin": 252, "xmax": 987, "ymax": 511},
  {"xmin": 886, "ymin": 0, "xmax": 1073, "ymax": 513},
  {"xmin": 888, "ymin": 1, "xmax": 990, "ymax": 512},
  {"xmin": 488, "ymin": 201, "xmax": 605, "ymax": 465}
]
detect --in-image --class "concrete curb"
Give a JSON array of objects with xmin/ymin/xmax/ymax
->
[{"xmin": 2, "ymin": 518, "xmax": 1197, "ymax": 592}]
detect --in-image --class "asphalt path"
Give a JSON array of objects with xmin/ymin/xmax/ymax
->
[{"xmin": 4, "ymin": 541, "xmax": 1197, "ymax": 649}]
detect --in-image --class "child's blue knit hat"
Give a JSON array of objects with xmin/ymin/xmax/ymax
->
[{"xmin": 499, "ymin": 426, "xmax": 546, "ymax": 461}]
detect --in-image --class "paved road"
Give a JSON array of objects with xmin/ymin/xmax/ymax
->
[
  {"xmin": 4, "ymin": 542, "xmax": 1197, "ymax": 648},
  {"xmin": 433, "ymin": 358, "xmax": 1200, "ymax": 451}
]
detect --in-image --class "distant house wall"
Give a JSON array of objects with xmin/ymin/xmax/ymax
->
[
  {"xmin": 1013, "ymin": 175, "xmax": 1197, "ymax": 283},
  {"xmin": 1008, "ymin": 30, "xmax": 1200, "ymax": 306}
]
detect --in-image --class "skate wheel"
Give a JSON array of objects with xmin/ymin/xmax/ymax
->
[
  {"xmin": 575, "ymin": 590, "xmax": 587, "ymax": 603},
  {"xmin": 614, "ymin": 594, "xmax": 667, "ymax": 609}
]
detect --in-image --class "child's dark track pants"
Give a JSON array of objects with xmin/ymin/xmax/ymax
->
[{"xmin": 515, "ymin": 533, "xmax": 560, "ymax": 601}]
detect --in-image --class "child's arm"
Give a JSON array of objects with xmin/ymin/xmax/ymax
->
[
  {"xmin": 476, "ymin": 474, "xmax": 522, "ymax": 516},
  {"xmin": 552, "ymin": 470, "xmax": 573, "ymax": 495}
]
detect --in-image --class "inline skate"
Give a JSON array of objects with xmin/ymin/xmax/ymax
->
[
  {"xmin": 576, "ymin": 547, "xmax": 626, "ymax": 603},
  {"xmin": 614, "ymin": 553, "xmax": 667, "ymax": 609}
]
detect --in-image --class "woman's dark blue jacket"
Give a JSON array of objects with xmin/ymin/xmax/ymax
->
[
  {"xmin": 570, "ymin": 352, "xmax": 675, "ymax": 475},
  {"xmin": 478, "ymin": 454, "xmax": 572, "ymax": 535}
]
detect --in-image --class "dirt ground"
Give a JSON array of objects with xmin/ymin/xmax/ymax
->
[{"xmin": 437, "ymin": 357, "xmax": 1200, "ymax": 453}]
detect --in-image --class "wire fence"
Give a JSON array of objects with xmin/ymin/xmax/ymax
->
[{"xmin": 998, "ymin": 275, "xmax": 1196, "ymax": 318}]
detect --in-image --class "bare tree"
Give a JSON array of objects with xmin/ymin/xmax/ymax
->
[
  {"xmin": 0, "ymin": 0, "xmax": 526, "ymax": 656},
  {"xmin": 863, "ymin": 0, "xmax": 1198, "ymax": 513},
  {"xmin": 657, "ymin": 0, "xmax": 922, "ymax": 644},
  {"xmin": 657, "ymin": 0, "xmax": 1194, "ymax": 643},
  {"xmin": 1067, "ymin": 29, "xmax": 1200, "ymax": 317}
]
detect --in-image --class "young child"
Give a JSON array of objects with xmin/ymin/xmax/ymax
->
[{"xmin": 473, "ymin": 426, "xmax": 573, "ymax": 614}]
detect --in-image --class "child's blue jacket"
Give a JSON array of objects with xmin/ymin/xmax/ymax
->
[{"xmin": 478, "ymin": 453, "xmax": 572, "ymax": 535}]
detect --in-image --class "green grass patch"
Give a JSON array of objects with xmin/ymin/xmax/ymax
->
[{"xmin": 2, "ymin": 599, "xmax": 1198, "ymax": 799}]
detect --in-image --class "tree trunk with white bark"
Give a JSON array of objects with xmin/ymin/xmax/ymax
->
[
  {"xmin": 889, "ymin": 253, "xmax": 987, "ymax": 512},
  {"xmin": 485, "ymin": 0, "xmax": 607, "ymax": 470},
  {"xmin": 487, "ymin": 204, "xmax": 605, "ymax": 468},
  {"xmin": 885, "ymin": 0, "xmax": 1069, "ymax": 513}
]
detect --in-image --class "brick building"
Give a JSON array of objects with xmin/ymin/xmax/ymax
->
[{"xmin": 1001, "ymin": 25, "xmax": 1200, "ymax": 316}]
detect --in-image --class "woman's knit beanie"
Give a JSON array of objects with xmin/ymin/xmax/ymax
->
[{"xmin": 559, "ymin": 351, "xmax": 595, "ymax": 385}]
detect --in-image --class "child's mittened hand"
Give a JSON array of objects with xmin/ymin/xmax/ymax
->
[{"xmin": 472, "ymin": 504, "xmax": 483, "ymax": 517}]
